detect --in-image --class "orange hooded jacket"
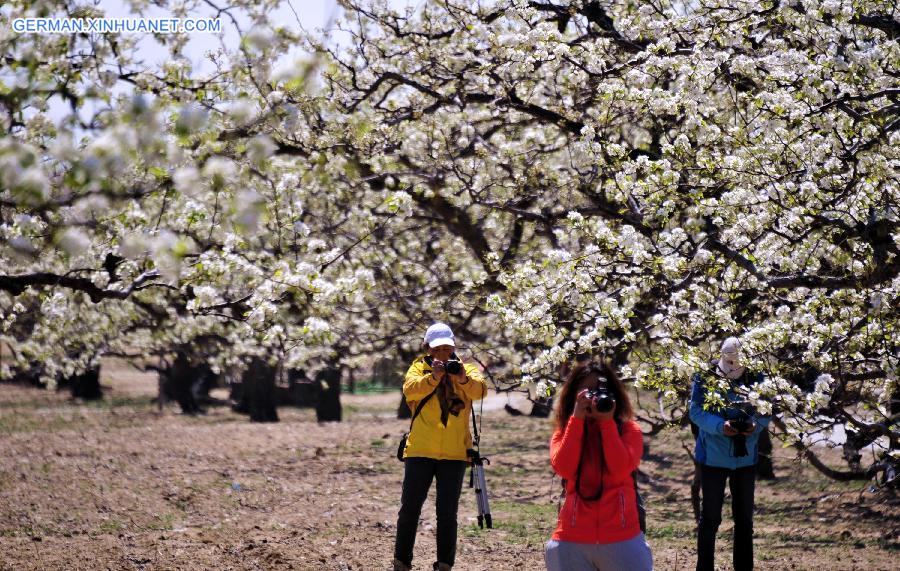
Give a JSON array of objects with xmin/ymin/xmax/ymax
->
[{"xmin": 549, "ymin": 416, "xmax": 644, "ymax": 544}]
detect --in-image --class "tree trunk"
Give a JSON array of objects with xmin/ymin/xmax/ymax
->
[
  {"xmin": 241, "ymin": 357, "xmax": 279, "ymax": 422},
  {"xmin": 529, "ymin": 397, "xmax": 553, "ymax": 418},
  {"xmin": 283, "ymin": 368, "xmax": 320, "ymax": 407},
  {"xmin": 756, "ymin": 428, "xmax": 776, "ymax": 480},
  {"xmin": 10, "ymin": 362, "xmax": 46, "ymax": 388},
  {"xmin": 170, "ymin": 352, "xmax": 203, "ymax": 415},
  {"xmin": 691, "ymin": 460, "xmax": 702, "ymax": 524},
  {"xmin": 397, "ymin": 394, "xmax": 411, "ymax": 419},
  {"xmin": 70, "ymin": 366, "xmax": 103, "ymax": 400},
  {"xmin": 395, "ymin": 349, "xmax": 418, "ymax": 419},
  {"xmin": 689, "ymin": 421, "xmax": 701, "ymax": 523},
  {"xmin": 315, "ymin": 367, "xmax": 342, "ymax": 422},
  {"xmin": 191, "ymin": 362, "xmax": 221, "ymax": 406},
  {"xmin": 229, "ymin": 378, "xmax": 246, "ymax": 413}
]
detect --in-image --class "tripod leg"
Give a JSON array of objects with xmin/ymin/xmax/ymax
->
[
  {"xmin": 472, "ymin": 463, "xmax": 485, "ymax": 528},
  {"xmin": 476, "ymin": 464, "xmax": 493, "ymax": 529}
]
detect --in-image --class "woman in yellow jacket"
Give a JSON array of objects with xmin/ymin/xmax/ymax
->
[{"xmin": 393, "ymin": 323, "xmax": 487, "ymax": 571}]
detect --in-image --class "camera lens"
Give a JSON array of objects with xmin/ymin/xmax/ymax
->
[
  {"xmin": 587, "ymin": 388, "xmax": 615, "ymax": 413},
  {"xmin": 446, "ymin": 360, "xmax": 462, "ymax": 375},
  {"xmin": 594, "ymin": 394, "xmax": 615, "ymax": 413}
]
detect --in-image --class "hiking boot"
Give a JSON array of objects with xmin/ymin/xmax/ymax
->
[
  {"xmin": 392, "ymin": 559, "xmax": 411, "ymax": 571},
  {"xmin": 432, "ymin": 562, "xmax": 452, "ymax": 571}
]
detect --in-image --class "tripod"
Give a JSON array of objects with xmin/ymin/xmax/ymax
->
[
  {"xmin": 467, "ymin": 447, "xmax": 492, "ymax": 529},
  {"xmin": 467, "ymin": 401, "xmax": 493, "ymax": 529}
]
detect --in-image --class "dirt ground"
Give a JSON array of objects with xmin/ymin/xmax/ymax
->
[{"xmin": 0, "ymin": 361, "xmax": 897, "ymax": 570}]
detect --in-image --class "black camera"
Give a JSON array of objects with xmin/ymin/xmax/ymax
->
[
  {"xmin": 727, "ymin": 400, "xmax": 755, "ymax": 433},
  {"xmin": 444, "ymin": 359, "xmax": 464, "ymax": 415},
  {"xmin": 726, "ymin": 400, "xmax": 755, "ymax": 457},
  {"xmin": 586, "ymin": 385, "xmax": 615, "ymax": 413},
  {"xmin": 729, "ymin": 417, "xmax": 752, "ymax": 433},
  {"xmin": 426, "ymin": 356, "xmax": 462, "ymax": 376},
  {"xmin": 445, "ymin": 358, "xmax": 463, "ymax": 376}
]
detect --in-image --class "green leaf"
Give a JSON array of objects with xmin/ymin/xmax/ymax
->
[{"xmin": 149, "ymin": 166, "xmax": 168, "ymax": 181}]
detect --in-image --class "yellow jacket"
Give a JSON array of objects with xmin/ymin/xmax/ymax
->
[{"xmin": 401, "ymin": 355, "xmax": 488, "ymax": 461}]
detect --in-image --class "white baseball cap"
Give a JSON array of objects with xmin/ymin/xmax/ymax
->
[{"xmin": 424, "ymin": 322, "xmax": 455, "ymax": 348}]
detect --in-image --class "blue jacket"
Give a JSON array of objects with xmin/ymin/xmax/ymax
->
[{"xmin": 689, "ymin": 371, "xmax": 771, "ymax": 470}]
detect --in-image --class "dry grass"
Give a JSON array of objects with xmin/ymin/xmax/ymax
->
[{"xmin": 0, "ymin": 363, "xmax": 897, "ymax": 570}]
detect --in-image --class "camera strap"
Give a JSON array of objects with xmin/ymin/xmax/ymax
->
[
  {"xmin": 407, "ymin": 386, "xmax": 438, "ymax": 432},
  {"xmin": 572, "ymin": 420, "xmax": 646, "ymax": 531},
  {"xmin": 397, "ymin": 386, "xmax": 438, "ymax": 462},
  {"xmin": 462, "ymin": 366, "xmax": 485, "ymax": 450},
  {"xmin": 470, "ymin": 401, "xmax": 481, "ymax": 448},
  {"xmin": 575, "ymin": 423, "xmax": 604, "ymax": 501}
]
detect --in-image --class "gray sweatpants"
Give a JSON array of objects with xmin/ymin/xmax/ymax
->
[{"xmin": 545, "ymin": 534, "xmax": 653, "ymax": 571}]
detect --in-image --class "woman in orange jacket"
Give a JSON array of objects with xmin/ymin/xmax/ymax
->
[
  {"xmin": 393, "ymin": 323, "xmax": 487, "ymax": 571},
  {"xmin": 546, "ymin": 360, "xmax": 653, "ymax": 571}
]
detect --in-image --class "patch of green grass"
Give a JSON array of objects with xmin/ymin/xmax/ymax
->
[
  {"xmin": 484, "ymin": 420, "xmax": 514, "ymax": 431},
  {"xmin": 462, "ymin": 524, "xmax": 486, "ymax": 538},
  {"xmin": 145, "ymin": 513, "xmax": 177, "ymax": 531},
  {"xmin": 0, "ymin": 524, "xmax": 58, "ymax": 538},
  {"xmin": 0, "ymin": 397, "xmax": 59, "ymax": 410},
  {"xmin": 646, "ymin": 523, "xmax": 694, "ymax": 540},
  {"xmin": 0, "ymin": 411, "xmax": 85, "ymax": 434},
  {"xmin": 85, "ymin": 395, "xmax": 155, "ymax": 409},
  {"xmin": 0, "ymin": 397, "xmax": 157, "ymax": 434},
  {"xmin": 0, "ymin": 528, "xmax": 22, "ymax": 538},
  {"xmin": 349, "ymin": 382, "xmax": 399, "ymax": 394},
  {"xmin": 769, "ymin": 468, "xmax": 863, "ymax": 496},
  {"xmin": 336, "ymin": 461, "xmax": 393, "ymax": 476},
  {"xmin": 759, "ymin": 529, "xmax": 844, "ymax": 546},
  {"xmin": 340, "ymin": 403, "xmax": 396, "ymax": 418},
  {"xmin": 370, "ymin": 439, "xmax": 386, "ymax": 447},
  {"xmin": 96, "ymin": 519, "xmax": 124, "ymax": 534},
  {"xmin": 488, "ymin": 500, "xmax": 557, "ymax": 546},
  {"xmin": 757, "ymin": 549, "xmax": 778, "ymax": 561},
  {"xmin": 483, "ymin": 464, "xmax": 517, "ymax": 478},
  {"xmin": 654, "ymin": 467, "xmax": 685, "ymax": 480}
]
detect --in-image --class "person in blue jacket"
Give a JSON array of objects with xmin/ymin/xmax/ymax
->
[{"xmin": 690, "ymin": 337, "xmax": 771, "ymax": 571}]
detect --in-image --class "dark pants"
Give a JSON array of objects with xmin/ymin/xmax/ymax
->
[
  {"xmin": 394, "ymin": 457, "xmax": 467, "ymax": 568},
  {"xmin": 697, "ymin": 464, "xmax": 756, "ymax": 571}
]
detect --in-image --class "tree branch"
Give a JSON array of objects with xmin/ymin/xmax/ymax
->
[{"xmin": 0, "ymin": 269, "xmax": 163, "ymax": 303}]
